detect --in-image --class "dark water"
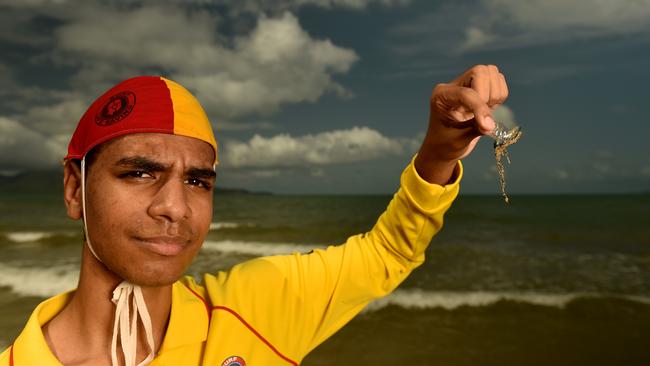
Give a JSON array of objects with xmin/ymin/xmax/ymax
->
[{"xmin": 1, "ymin": 192, "xmax": 649, "ymax": 365}]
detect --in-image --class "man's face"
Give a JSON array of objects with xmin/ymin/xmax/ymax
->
[{"xmin": 83, "ymin": 133, "xmax": 215, "ymax": 286}]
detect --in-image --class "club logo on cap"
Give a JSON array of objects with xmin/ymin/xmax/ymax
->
[{"xmin": 95, "ymin": 91, "xmax": 136, "ymax": 126}]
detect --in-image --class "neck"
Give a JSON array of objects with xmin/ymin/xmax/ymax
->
[{"xmin": 43, "ymin": 243, "xmax": 173, "ymax": 365}]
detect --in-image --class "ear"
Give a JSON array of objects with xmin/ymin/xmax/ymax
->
[{"xmin": 63, "ymin": 160, "xmax": 83, "ymax": 220}]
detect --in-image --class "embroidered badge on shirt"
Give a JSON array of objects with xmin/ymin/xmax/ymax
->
[{"xmin": 221, "ymin": 355, "xmax": 246, "ymax": 366}]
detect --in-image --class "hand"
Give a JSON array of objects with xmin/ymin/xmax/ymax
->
[{"xmin": 415, "ymin": 64, "xmax": 509, "ymax": 185}]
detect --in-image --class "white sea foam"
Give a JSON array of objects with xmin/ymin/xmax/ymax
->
[
  {"xmin": 5, "ymin": 231, "xmax": 54, "ymax": 243},
  {"xmin": 363, "ymin": 289, "xmax": 650, "ymax": 313},
  {"xmin": 2, "ymin": 258, "xmax": 650, "ymax": 312},
  {"xmin": 202, "ymin": 240, "xmax": 324, "ymax": 257},
  {"xmin": 4, "ymin": 231, "xmax": 76, "ymax": 243},
  {"xmin": 0, "ymin": 263, "xmax": 78, "ymax": 298},
  {"xmin": 209, "ymin": 222, "xmax": 246, "ymax": 230}
]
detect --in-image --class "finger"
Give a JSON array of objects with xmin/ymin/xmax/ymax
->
[
  {"xmin": 499, "ymin": 73, "xmax": 509, "ymax": 103},
  {"xmin": 438, "ymin": 84, "xmax": 494, "ymax": 134},
  {"xmin": 489, "ymin": 72, "xmax": 509, "ymax": 107},
  {"xmin": 487, "ymin": 65, "xmax": 501, "ymax": 107},
  {"xmin": 468, "ymin": 65, "xmax": 491, "ymax": 104}
]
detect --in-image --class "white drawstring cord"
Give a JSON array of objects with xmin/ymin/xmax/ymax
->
[
  {"xmin": 81, "ymin": 156, "xmax": 155, "ymax": 366},
  {"xmin": 111, "ymin": 282, "xmax": 155, "ymax": 366},
  {"xmin": 81, "ymin": 157, "xmax": 100, "ymax": 260}
]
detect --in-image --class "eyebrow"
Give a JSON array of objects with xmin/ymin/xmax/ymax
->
[
  {"xmin": 187, "ymin": 167, "xmax": 217, "ymax": 180},
  {"xmin": 115, "ymin": 156, "xmax": 216, "ymax": 179}
]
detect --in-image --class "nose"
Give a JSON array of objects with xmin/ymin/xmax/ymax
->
[{"xmin": 147, "ymin": 177, "xmax": 191, "ymax": 223}]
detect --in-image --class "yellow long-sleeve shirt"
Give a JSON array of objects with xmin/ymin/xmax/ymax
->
[{"xmin": 1, "ymin": 156, "xmax": 461, "ymax": 366}]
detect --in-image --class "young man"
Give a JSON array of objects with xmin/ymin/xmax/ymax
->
[{"xmin": 1, "ymin": 64, "xmax": 508, "ymax": 366}]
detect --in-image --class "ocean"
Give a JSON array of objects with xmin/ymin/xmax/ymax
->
[{"xmin": 1, "ymin": 191, "xmax": 649, "ymax": 365}]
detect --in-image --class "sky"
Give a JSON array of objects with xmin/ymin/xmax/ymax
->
[{"xmin": 1, "ymin": 0, "xmax": 649, "ymax": 194}]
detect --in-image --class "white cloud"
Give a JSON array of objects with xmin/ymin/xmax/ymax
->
[
  {"xmin": 459, "ymin": 26, "xmax": 496, "ymax": 52},
  {"xmin": 595, "ymin": 149, "xmax": 613, "ymax": 159},
  {"xmin": 547, "ymin": 152, "xmax": 649, "ymax": 183},
  {"xmin": 485, "ymin": 0, "xmax": 650, "ymax": 33},
  {"xmin": 390, "ymin": 0, "xmax": 650, "ymax": 54},
  {"xmin": 510, "ymin": 64, "xmax": 601, "ymax": 85},
  {"xmin": 0, "ymin": 3, "xmax": 362, "ymax": 169},
  {"xmin": 52, "ymin": 7, "xmax": 358, "ymax": 119},
  {"xmin": 178, "ymin": 12, "xmax": 358, "ymax": 118},
  {"xmin": 1, "ymin": 0, "xmax": 407, "ymax": 9},
  {"xmin": 17, "ymin": 95, "xmax": 88, "ymax": 135},
  {"xmin": 552, "ymin": 169, "xmax": 570, "ymax": 181},
  {"xmin": 592, "ymin": 162, "xmax": 611, "ymax": 175},
  {"xmin": 0, "ymin": 63, "xmax": 16, "ymax": 90},
  {"xmin": 483, "ymin": 164, "xmax": 497, "ymax": 181},
  {"xmin": 0, "ymin": 0, "xmax": 67, "ymax": 6},
  {"xmin": 223, "ymin": 126, "xmax": 406, "ymax": 168},
  {"xmin": 641, "ymin": 166, "xmax": 650, "ymax": 177},
  {"xmin": 0, "ymin": 118, "xmax": 66, "ymax": 169},
  {"xmin": 460, "ymin": 0, "xmax": 650, "ymax": 51},
  {"xmin": 216, "ymin": 120, "xmax": 275, "ymax": 131},
  {"xmin": 165, "ymin": 0, "xmax": 409, "ymax": 13},
  {"xmin": 491, "ymin": 104, "xmax": 518, "ymax": 131},
  {"xmin": 292, "ymin": 0, "xmax": 409, "ymax": 8}
]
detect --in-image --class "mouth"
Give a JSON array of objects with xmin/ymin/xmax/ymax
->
[{"xmin": 134, "ymin": 235, "xmax": 190, "ymax": 256}]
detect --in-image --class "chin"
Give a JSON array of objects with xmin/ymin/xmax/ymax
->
[
  {"xmin": 116, "ymin": 262, "xmax": 188, "ymax": 287},
  {"xmin": 130, "ymin": 275, "xmax": 180, "ymax": 287}
]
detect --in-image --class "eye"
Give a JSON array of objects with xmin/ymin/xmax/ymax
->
[
  {"xmin": 185, "ymin": 178, "xmax": 212, "ymax": 190},
  {"xmin": 120, "ymin": 171, "xmax": 154, "ymax": 179}
]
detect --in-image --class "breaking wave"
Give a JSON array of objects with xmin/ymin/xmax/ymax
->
[
  {"xmin": 209, "ymin": 222, "xmax": 251, "ymax": 230},
  {"xmin": 0, "ymin": 263, "xmax": 78, "ymax": 298},
  {"xmin": 364, "ymin": 288, "xmax": 650, "ymax": 312},
  {"xmin": 201, "ymin": 240, "xmax": 324, "ymax": 257},
  {"xmin": 3, "ymin": 231, "xmax": 76, "ymax": 243}
]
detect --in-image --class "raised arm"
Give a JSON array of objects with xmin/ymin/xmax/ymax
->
[
  {"xmin": 415, "ymin": 64, "xmax": 508, "ymax": 184},
  {"xmin": 206, "ymin": 64, "xmax": 510, "ymax": 363}
]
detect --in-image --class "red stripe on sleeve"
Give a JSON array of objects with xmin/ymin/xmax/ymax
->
[
  {"xmin": 212, "ymin": 306, "xmax": 298, "ymax": 366},
  {"xmin": 181, "ymin": 283, "xmax": 298, "ymax": 365}
]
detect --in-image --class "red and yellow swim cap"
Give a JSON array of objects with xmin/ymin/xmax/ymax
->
[{"xmin": 65, "ymin": 76, "xmax": 218, "ymax": 164}]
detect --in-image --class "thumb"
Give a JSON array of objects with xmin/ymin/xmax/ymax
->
[{"xmin": 435, "ymin": 85, "xmax": 496, "ymax": 134}]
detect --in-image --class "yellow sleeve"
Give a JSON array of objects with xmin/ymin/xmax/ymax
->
[
  {"xmin": 0, "ymin": 346, "xmax": 10, "ymax": 366},
  {"xmin": 205, "ymin": 155, "xmax": 462, "ymax": 362}
]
